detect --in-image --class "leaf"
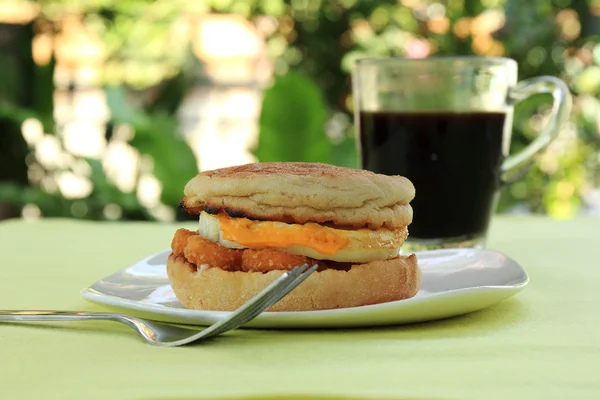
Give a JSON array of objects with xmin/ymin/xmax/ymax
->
[
  {"xmin": 86, "ymin": 158, "xmax": 137, "ymax": 211},
  {"xmin": 129, "ymin": 114, "xmax": 198, "ymax": 207},
  {"xmin": 0, "ymin": 103, "xmax": 40, "ymax": 126},
  {"xmin": 0, "ymin": 182, "xmax": 65, "ymax": 215},
  {"xmin": 253, "ymin": 71, "xmax": 333, "ymax": 163},
  {"xmin": 146, "ymin": 70, "xmax": 193, "ymax": 116},
  {"xmin": 104, "ymin": 86, "xmax": 198, "ymax": 207},
  {"xmin": 331, "ymin": 136, "xmax": 359, "ymax": 169},
  {"xmin": 0, "ymin": 182, "xmax": 22, "ymax": 203},
  {"xmin": 105, "ymin": 85, "xmax": 149, "ymax": 126}
]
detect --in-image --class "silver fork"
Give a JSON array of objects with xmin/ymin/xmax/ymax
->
[{"xmin": 0, "ymin": 264, "xmax": 317, "ymax": 347}]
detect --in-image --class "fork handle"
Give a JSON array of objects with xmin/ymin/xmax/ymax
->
[{"xmin": 0, "ymin": 310, "xmax": 121, "ymax": 322}]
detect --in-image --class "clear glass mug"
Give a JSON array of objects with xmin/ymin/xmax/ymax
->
[{"xmin": 352, "ymin": 56, "xmax": 572, "ymax": 250}]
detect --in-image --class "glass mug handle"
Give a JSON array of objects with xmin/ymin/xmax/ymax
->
[{"xmin": 501, "ymin": 76, "xmax": 573, "ymax": 184}]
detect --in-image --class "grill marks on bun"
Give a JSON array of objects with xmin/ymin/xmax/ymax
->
[{"xmin": 181, "ymin": 162, "xmax": 415, "ymax": 230}]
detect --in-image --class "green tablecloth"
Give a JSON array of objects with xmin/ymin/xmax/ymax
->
[{"xmin": 1, "ymin": 217, "xmax": 599, "ymax": 399}]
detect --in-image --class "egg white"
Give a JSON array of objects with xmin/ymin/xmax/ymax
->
[{"xmin": 198, "ymin": 211, "xmax": 405, "ymax": 263}]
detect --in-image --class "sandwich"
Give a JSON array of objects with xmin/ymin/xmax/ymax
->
[{"xmin": 167, "ymin": 162, "xmax": 421, "ymax": 311}]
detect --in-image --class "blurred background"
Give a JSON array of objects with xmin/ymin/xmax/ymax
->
[{"xmin": 0, "ymin": 0, "xmax": 599, "ymax": 223}]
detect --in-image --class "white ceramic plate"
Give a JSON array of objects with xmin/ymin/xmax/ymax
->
[{"xmin": 81, "ymin": 248, "xmax": 529, "ymax": 329}]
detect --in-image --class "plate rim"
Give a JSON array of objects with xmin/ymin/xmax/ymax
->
[{"xmin": 80, "ymin": 247, "xmax": 529, "ymax": 323}]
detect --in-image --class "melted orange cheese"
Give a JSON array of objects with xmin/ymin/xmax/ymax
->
[{"xmin": 218, "ymin": 213, "xmax": 349, "ymax": 255}]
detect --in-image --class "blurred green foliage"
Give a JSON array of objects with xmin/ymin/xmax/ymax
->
[
  {"xmin": 105, "ymin": 85, "xmax": 197, "ymax": 207},
  {"xmin": 0, "ymin": 18, "xmax": 199, "ymax": 220},
  {"xmin": 1, "ymin": 0, "xmax": 599, "ymax": 221},
  {"xmin": 252, "ymin": 0, "xmax": 600, "ymax": 218},
  {"xmin": 254, "ymin": 71, "xmax": 357, "ymax": 168}
]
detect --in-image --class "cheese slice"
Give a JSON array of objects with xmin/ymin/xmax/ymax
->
[
  {"xmin": 197, "ymin": 211, "xmax": 407, "ymax": 263},
  {"xmin": 218, "ymin": 213, "xmax": 348, "ymax": 256}
]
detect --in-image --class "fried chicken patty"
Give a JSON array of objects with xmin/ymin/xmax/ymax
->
[
  {"xmin": 171, "ymin": 229, "xmax": 352, "ymax": 273},
  {"xmin": 184, "ymin": 235, "xmax": 242, "ymax": 271}
]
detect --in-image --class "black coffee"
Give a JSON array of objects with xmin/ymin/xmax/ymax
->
[{"xmin": 359, "ymin": 111, "xmax": 507, "ymax": 240}]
